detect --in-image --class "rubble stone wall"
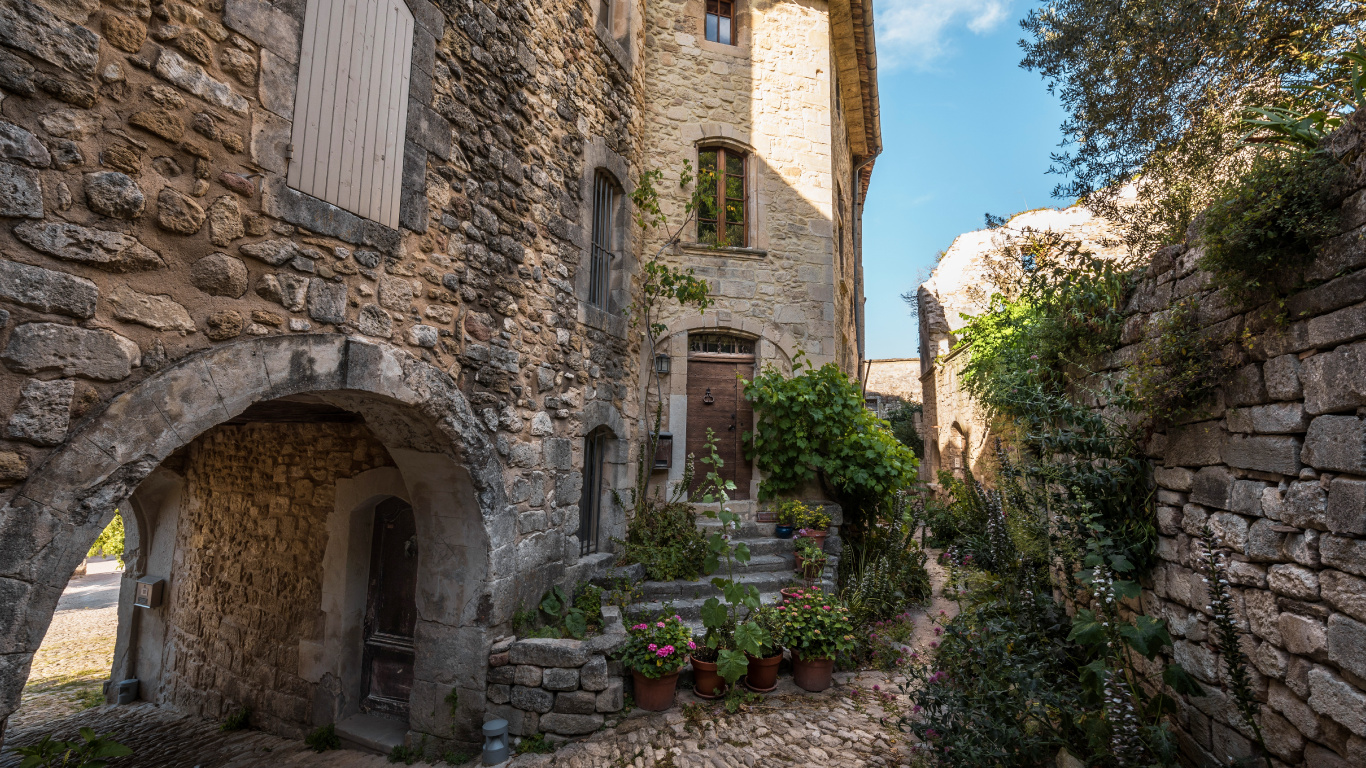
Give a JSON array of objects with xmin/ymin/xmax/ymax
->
[{"xmin": 1104, "ymin": 114, "xmax": 1366, "ymax": 766}]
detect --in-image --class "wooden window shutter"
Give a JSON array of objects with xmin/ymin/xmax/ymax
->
[{"xmin": 288, "ymin": 0, "xmax": 415, "ymax": 228}]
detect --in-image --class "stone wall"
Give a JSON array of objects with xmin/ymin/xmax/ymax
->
[
  {"xmin": 162, "ymin": 421, "xmax": 394, "ymax": 737},
  {"xmin": 484, "ymin": 605, "xmax": 626, "ymax": 741},
  {"xmin": 1098, "ymin": 116, "xmax": 1366, "ymax": 766}
]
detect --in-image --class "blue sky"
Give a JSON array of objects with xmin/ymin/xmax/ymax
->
[{"xmin": 861, "ymin": 0, "xmax": 1068, "ymax": 359}]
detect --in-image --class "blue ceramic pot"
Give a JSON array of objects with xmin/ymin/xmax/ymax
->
[{"xmin": 774, "ymin": 524, "xmax": 794, "ymax": 539}]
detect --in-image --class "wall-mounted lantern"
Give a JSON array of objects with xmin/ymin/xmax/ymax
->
[
  {"xmin": 134, "ymin": 577, "xmax": 164, "ymax": 609},
  {"xmin": 654, "ymin": 353, "xmax": 671, "ymax": 375},
  {"xmin": 654, "ymin": 432, "xmax": 673, "ymax": 469}
]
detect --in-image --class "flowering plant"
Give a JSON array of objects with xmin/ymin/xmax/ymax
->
[
  {"xmin": 773, "ymin": 588, "xmax": 855, "ymax": 660},
  {"xmin": 619, "ymin": 614, "xmax": 693, "ymax": 678}
]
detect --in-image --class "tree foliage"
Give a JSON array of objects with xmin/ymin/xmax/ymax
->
[
  {"xmin": 1020, "ymin": 0, "xmax": 1366, "ymax": 249},
  {"xmin": 743, "ymin": 355, "xmax": 918, "ymax": 517}
]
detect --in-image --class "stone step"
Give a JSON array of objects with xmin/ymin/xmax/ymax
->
[
  {"xmin": 630, "ymin": 572, "xmax": 838, "ymax": 625},
  {"xmin": 639, "ymin": 569, "xmax": 794, "ymax": 601}
]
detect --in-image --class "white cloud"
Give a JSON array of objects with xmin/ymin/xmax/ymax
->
[{"xmin": 875, "ymin": 0, "xmax": 1012, "ymax": 70}]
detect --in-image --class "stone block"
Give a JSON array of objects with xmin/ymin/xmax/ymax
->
[
  {"xmin": 1224, "ymin": 434, "xmax": 1302, "ymax": 475},
  {"xmin": 1326, "ymin": 478, "xmax": 1366, "ymax": 536},
  {"xmin": 1165, "ymin": 422, "xmax": 1225, "ymax": 466},
  {"xmin": 1156, "ymin": 506, "xmax": 1184, "ymax": 536},
  {"xmin": 537, "ymin": 712, "xmax": 602, "ymax": 736},
  {"xmin": 153, "ymin": 50, "xmax": 248, "ymax": 115},
  {"xmin": 1327, "ymin": 613, "xmax": 1366, "ymax": 682},
  {"xmin": 259, "ymin": 49, "xmax": 295, "ymax": 120},
  {"xmin": 5, "ymin": 378, "xmax": 72, "ymax": 446},
  {"xmin": 108, "ymin": 284, "xmax": 195, "ymax": 331},
  {"xmin": 1322, "ymin": 571, "xmax": 1366, "ymax": 623},
  {"xmin": 0, "ymin": 120, "xmax": 49, "ymax": 167},
  {"xmin": 1174, "ymin": 639, "xmax": 1219, "ymax": 683},
  {"xmin": 1245, "ymin": 402, "xmax": 1311, "ymax": 433},
  {"xmin": 0, "ymin": 258, "xmax": 96, "ymax": 318},
  {"xmin": 509, "ymin": 685, "xmax": 553, "ymax": 714},
  {"xmin": 1155, "ymin": 466, "xmax": 1194, "ymax": 492},
  {"xmin": 1308, "ymin": 666, "xmax": 1366, "ymax": 737},
  {"xmin": 1281, "ymin": 481, "xmax": 1328, "ymax": 531},
  {"xmin": 0, "ymin": 161, "xmax": 42, "ymax": 218},
  {"xmin": 1284, "ymin": 530, "xmax": 1321, "ymax": 568},
  {"xmin": 487, "ymin": 665, "xmax": 514, "ymax": 686},
  {"xmin": 1228, "ymin": 363, "xmax": 1268, "ymax": 406},
  {"xmin": 223, "ymin": 0, "xmax": 300, "ymax": 62},
  {"xmin": 1268, "ymin": 564, "xmax": 1319, "ymax": 600},
  {"xmin": 486, "ymin": 683, "xmax": 510, "ymax": 705},
  {"xmin": 1303, "ymin": 416, "xmax": 1366, "ymax": 474},
  {"xmin": 541, "ymin": 667, "xmax": 578, "ymax": 691},
  {"xmin": 509, "ymin": 638, "xmax": 588, "ymax": 668},
  {"xmin": 1230, "ymin": 480, "xmax": 1268, "ymax": 515},
  {"xmin": 1264, "ymin": 354, "xmax": 1303, "ymax": 400},
  {"xmin": 1191, "ymin": 466, "xmax": 1234, "ymax": 509},
  {"xmin": 1303, "ymin": 341, "xmax": 1366, "ymax": 415},
  {"xmin": 594, "ymin": 680, "xmax": 623, "ymax": 713},
  {"xmin": 306, "ymin": 279, "xmax": 346, "ymax": 325},
  {"xmin": 15, "ymin": 221, "xmax": 164, "ymax": 271},
  {"xmin": 1254, "ymin": 642, "xmax": 1289, "ymax": 679},
  {"xmin": 0, "ymin": 0, "xmax": 99, "ymax": 75},
  {"xmin": 1246, "ymin": 589, "xmax": 1282, "ymax": 644},
  {"xmin": 1259, "ymin": 708, "xmax": 1305, "ymax": 763},
  {"xmin": 1, "ymin": 322, "xmax": 138, "ymax": 380},
  {"xmin": 1270, "ymin": 680, "xmax": 1322, "ymax": 740},
  {"xmin": 513, "ymin": 665, "xmax": 541, "ymax": 688},
  {"xmin": 1227, "ymin": 560, "xmax": 1267, "ymax": 587},
  {"xmin": 579, "ymin": 654, "xmax": 608, "ymax": 691},
  {"xmin": 552, "ymin": 690, "xmax": 596, "ymax": 714},
  {"xmin": 1322, "ymin": 535, "xmax": 1366, "ymax": 578},
  {"xmin": 485, "ymin": 704, "xmax": 536, "ymax": 737},
  {"xmin": 1307, "ymin": 301, "xmax": 1366, "ymax": 349},
  {"xmin": 1280, "ymin": 613, "xmax": 1328, "ymax": 657},
  {"xmin": 1208, "ymin": 512, "xmax": 1248, "ymax": 552}
]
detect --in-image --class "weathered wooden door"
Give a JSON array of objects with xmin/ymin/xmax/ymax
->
[
  {"xmin": 686, "ymin": 358, "xmax": 753, "ymax": 500},
  {"xmin": 361, "ymin": 497, "xmax": 417, "ymax": 719}
]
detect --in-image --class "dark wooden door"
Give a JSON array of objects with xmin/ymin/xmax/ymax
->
[
  {"xmin": 361, "ymin": 497, "xmax": 417, "ymax": 719},
  {"xmin": 686, "ymin": 358, "xmax": 753, "ymax": 500}
]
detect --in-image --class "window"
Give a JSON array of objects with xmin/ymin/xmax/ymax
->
[
  {"xmin": 597, "ymin": 0, "xmax": 612, "ymax": 33},
  {"xmin": 289, "ymin": 0, "xmax": 415, "ymax": 227},
  {"xmin": 705, "ymin": 0, "xmax": 734, "ymax": 44},
  {"xmin": 697, "ymin": 147, "xmax": 745, "ymax": 247},
  {"xmin": 589, "ymin": 171, "xmax": 619, "ymax": 310},
  {"xmin": 579, "ymin": 429, "xmax": 608, "ymax": 555},
  {"xmin": 688, "ymin": 333, "xmax": 754, "ymax": 355}
]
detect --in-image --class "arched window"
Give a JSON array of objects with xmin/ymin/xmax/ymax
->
[
  {"xmin": 579, "ymin": 428, "xmax": 609, "ymax": 555},
  {"xmin": 705, "ymin": 0, "xmax": 735, "ymax": 44},
  {"xmin": 589, "ymin": 171, "xmax": 620, "ymax": 310},
  {"xmin": 698, "ymin": 146, "xmax": 746, "ymax": 247}
]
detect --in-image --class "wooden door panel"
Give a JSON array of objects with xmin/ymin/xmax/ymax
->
[
  {"xmin": 686, "ymin": 360, "xmax": 751, "ymax": 500},
  {"xmin": 362, "ymin": 497, "xmax": 417, "ymax": 719}
]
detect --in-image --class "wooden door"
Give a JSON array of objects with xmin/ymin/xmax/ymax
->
[
  {"xmin": 686, "ymin": 359, "xmax": 753, "ymax": 500},
  {"xmin": 361, "ymin": 497, "xmax": 417, "ymax": 719}
]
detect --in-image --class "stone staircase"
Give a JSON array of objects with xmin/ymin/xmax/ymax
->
[{"xmin": 627, "ymin": 522, "xmax": 838, "ymax": 633}]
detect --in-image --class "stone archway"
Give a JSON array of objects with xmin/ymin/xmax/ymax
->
[{"xmin": 0, "ymin": 334, "xmax": 512, "ymax": 745}]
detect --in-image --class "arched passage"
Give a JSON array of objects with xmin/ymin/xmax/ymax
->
[{"xmin": 0, "ymin": 334, "xmax": 512, "ymax": 746}]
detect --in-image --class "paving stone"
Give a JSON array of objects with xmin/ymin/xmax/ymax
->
[
  {"xmin": 15, "ymin": 221, "xmax": 165, "ymax": 271},
  {"xmin": 4, "ymin": 377, "xmax": 73, "ymax": 446},
  {"xmin": 538, "ymin": 712, "xmax": 603, "ymax": 736},
  {"xmin": 0, "ymin": 258, "xmax": 96, "ymax": 318},
  {"xmin": 1, "ymin": 322, "xmax": 139, "ymax": 380}
]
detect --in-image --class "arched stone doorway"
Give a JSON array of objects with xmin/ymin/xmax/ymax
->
[{"xmin": 0, "ymin": 335, "xmax": 512, "ymax": 749}]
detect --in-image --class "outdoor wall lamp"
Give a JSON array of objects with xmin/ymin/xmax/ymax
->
[{"xmin": 654, "ymin": 353, "xmax": 671, "ymax": 375}]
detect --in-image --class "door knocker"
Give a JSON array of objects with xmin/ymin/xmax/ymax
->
[{"xmin": 702, "ymin": 388, "xmax": 715, "ymax": 405}]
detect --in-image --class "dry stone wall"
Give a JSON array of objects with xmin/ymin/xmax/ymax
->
[
  {"xmin": 163, "ymin": 421, "xmax": 394, "ymax": 737},
  {"xmin": 1102, "ymin": 114, "xmax": 1366, "ymax": 767}
]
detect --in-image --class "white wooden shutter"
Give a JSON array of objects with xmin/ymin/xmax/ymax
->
[{"xmin": 288, "ymin": 0, "xmax": 415, "ymax": 228}]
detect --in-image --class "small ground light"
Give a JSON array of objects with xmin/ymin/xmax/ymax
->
[{"xmin": 482, "ymin": 718, "xmax": 509, "ymax": 765}]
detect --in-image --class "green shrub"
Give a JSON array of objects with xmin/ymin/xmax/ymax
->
[
  {"xmin": 14, "ymin": 728, "xmax": 132, "ymax": 768},
  {"xmin": 613, "ymin": 499, "xmax": 708, "ymax": 581},
  {"xmin": 838, "ymin": 516, "xmax": 931, "ymax": 628},
  {"xmin": 885, "ymin": 403, "xmax": 924, "ymax": 459},
  {"xmin": 516, "ymin": 734, "xmax": 555, "ymax": 754},
  {"xmin": 304, "ymin": 724, "xmax": 341, "ymax": 753},
  {"xmin": 220, "ymin": 707, "xmax": 251, "ymax": 732},
  {"xmin": 87, "ymin": 512, "xmax": 125, "ymax": 568},
  {"xmin": 1129, "ymin": 298, "xmax": 1234, "ymax": 423},
  {"xmin": 1200, "ymin": 150, "xmax": 1346, "ymax": 304}
]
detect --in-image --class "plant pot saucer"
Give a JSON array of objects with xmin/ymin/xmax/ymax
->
[
  {"xmin": 741, "ymin": 675, "xmax": 777, "ymax": 694},
  {"xmin": 693, "ymin": 683, "xmax": 729, "ymax": 699}
]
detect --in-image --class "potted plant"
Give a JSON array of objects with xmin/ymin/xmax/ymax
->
[
  {"xmin": 689, "ymin": 622, "xmax": 732, "ymax": 699},
  {"xmin": 744, "ymin": 605, "xmax": 784, "ymax": 692},
  {"xmin": 773, "ymin": 499, "xmax": 808, "ymax": 539},
  {"xmin": 793, "ymin": 505, "xmax": 831, "ymax": 548},
  {"xmin": 621, "ymin": 614, "xmax": 692, "ymax": 710},
  {"xmin": 792, "ymin": 536, "xmax": 827, "ymax": 578},
  {"xmin": 774, "ymin": 591, "xmax": 855, "ymax": 692}
]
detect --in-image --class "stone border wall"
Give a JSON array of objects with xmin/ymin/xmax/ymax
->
[
  {"xmin": 1096, "ymin": 112, "xmax": 1366, "ymax": 767},
  {"xmin": 484, "ymin": 605, "xmax": 627, "ymax": 741}
]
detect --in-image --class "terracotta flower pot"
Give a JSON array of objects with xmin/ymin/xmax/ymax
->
[
  {"xmin": 631, "ymin": 669, "xmax": 680, "ymax": 711},
  {"xmin": 800, "ymin": 531, "xmax": 827, "ymax": 550},
  {"xmin": 791, "ymin": 653, "xmax": 835, "ymax": 692},
  {"xmin": 780, "ymin": 587, "xmax": 805, "ymax": 601},
  {"xmin": 744, "ymin": 650, "xmax": 783, "ymax": 692},
  {"xmin": 794, "ymin": 553, "xmax": 824, "ymax": 577},
  {"xmin": 690, "ymin": 656, "xmax": 727, "ymax": 699}
]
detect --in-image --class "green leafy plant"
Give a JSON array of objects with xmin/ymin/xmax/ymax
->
[
  {"xmin": 612, "ymin": 497, "xmax": 708, "ymax": 581},
  {"xmin": 744, "ymin": 353, "xmax": 918, "ymax": 529},
  {"xmin": 515, "ymin": 734, "xmax": 555, "ymax": 755},
  {"xmin": 885, "ymin": 403, "xmax": 924, "ymax": 459},
  {"xmin": 772, "ymin": 588, "xmax": 856, "ymax": 661},
  {"xmin": 304, "ymin": 724, "xmax": 341, "ymax": 753},
  {"xmin": 1129, "ymin": 298, "xmax": 1235, "ymax": 422},
  {"xmin": 793, "ymin": 536, "xmax": 827, "ymax": 578},
  {"xmin": 220, "ymin": 707, "xmax": 251, "ymax": 732},
  {"xmin": 573, "ymin": 583, "xmax": 604, "ymax": 629},
  {"xmin": 539, "ymin": 586, "xmax": 588, "ymax": 639},
  {"xmin": 87, "ymin": 512, "xmax": 125, "ymax": 569},
  {"xmin": 773, "ymin": 500, "xmax": 830, "ymax": 531},
  {"xmin": 619, "ymin": 614, "xmax": 692, "ymax": 678},
  {"xmin": 14, "ymin": 729, "xmax": 132, "ymax": 768},
  {"xmin": 838, "ymin": 515, "xmax": 931, "ymax": 628},
  {"xmin": 444, "ymin": 687, "xmax": 459, "ymax": 718},
  {"xmin": 441, "ymin": 751, "xmax": 475, "ymax": 765}
]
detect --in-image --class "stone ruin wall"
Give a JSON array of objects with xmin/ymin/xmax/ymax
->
[
  {"xmin": 162, "ymin": 422, "xmax": 394, "ymax": 736},
  {"xmin": 0, "ymin": 0, "xmax": 643, "ymax": 608},
  {"xmin": 1096, "ymin": 113, "xmax": 1366, "ymax": 767}
]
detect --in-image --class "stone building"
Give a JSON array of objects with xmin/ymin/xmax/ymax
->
[
  {"xmin": 916, "ymin": 205, "xmax": 1122, "ymax": 484},
  {"xmin": 0, "ymin": 0, "xmax": 879, "ymax": 752},
  {"xmin": 861, "ymin": 356, "xmax": 918, "ymax": 418}
]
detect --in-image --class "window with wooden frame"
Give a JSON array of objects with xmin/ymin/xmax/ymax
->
[
  {"xmin": 705, "ymin": 0, "xmax": 735, "ymax": 45},
  {"xmin": 589, "ymin": 170, "xmax": 620, "ymax": 309},
  {"xmin": 697, "ymin": 146, "xmax": 746, "ymax": 247}
]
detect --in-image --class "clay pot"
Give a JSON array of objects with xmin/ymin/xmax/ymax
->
[
  {"xmin": 774, "ymin": 524, "xmax": 794, "ymax": 539},
  {"xmin": 690, "ymin": 656, "xmax": 728, "ymax": 699},
  {"xmin": 791, "ymin": 652, "xmax": 835, "ymax": 692},
  {"xmin": 793, "ymin": 553, "xmax": 824, "ymax": 577},
  {"xmin": 780, "ymin": 587, "xmax": 806, "ymax": 601},
  {"xmin": 744, "ymin": 650, "xmax": 783, "ymax": 692},
  {"xmin": 631, "ymin": 669, "xmax": 680, "ymax": 711},
  {"xmin": 799, "ymin": 531, "xmax": 828, "ymax": 550}
]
